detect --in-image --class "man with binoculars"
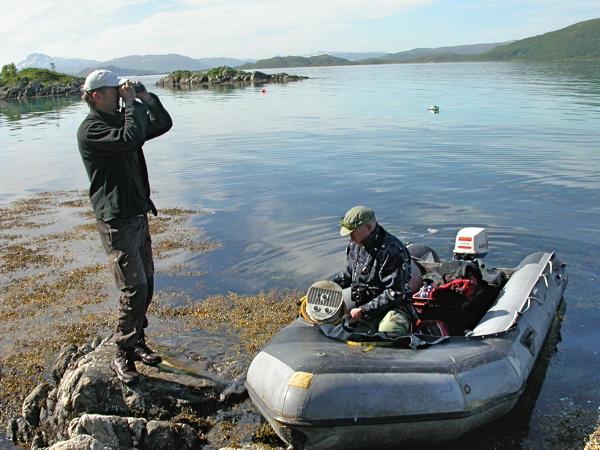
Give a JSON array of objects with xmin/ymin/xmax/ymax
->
[{"xmin": 77, "ymin": 69, "xmax": 172, "ymax": 385}]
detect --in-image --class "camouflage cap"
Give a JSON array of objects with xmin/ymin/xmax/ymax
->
[{"xmin": 339, "ymin": 206, "xmax": 376, "ymax": 236}]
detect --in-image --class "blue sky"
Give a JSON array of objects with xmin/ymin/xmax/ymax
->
[{"xmin": 2, "ymin": 0, "xmax": 599, "ymax": 64}]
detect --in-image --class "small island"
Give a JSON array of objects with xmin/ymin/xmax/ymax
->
[
  {"xmin": 0, "ymin": 64, "xmax": 308, "ymax": 99},
  {"xmin": 156, "ymin": 65, "xmax": 308, "ymax": 88},
  {"xmin": 0, "ymin": 64, "xmax": 84, "ymax": 99}
]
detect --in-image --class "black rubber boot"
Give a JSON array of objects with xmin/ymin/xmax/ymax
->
[
  {"xmin": 134, "ymin": 336, "xmax": 162, "ymax": 366},
  {"xmin": 111, "ymin": 350, "xmax": 139, "ymax": 385}
]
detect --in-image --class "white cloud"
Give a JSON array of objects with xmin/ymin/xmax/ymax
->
[
  {"xmin": 1, "ymin": 0, "xmax": 596, "ymax": 63},
  {"xmin": 2, "ymin": 0, "xmax": 151, "ymax": 62},
  {"xmin": 2, "ymin": 0, "xmax": 432, "ymax": 62}
]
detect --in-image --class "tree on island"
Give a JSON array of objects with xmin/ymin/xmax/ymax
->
[{"xmin": 1, "ymin": 63, "xmax": 17, "ymax": 82}]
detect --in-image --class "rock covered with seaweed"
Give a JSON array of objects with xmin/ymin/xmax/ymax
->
[{"xmin": 156, "ymin": 66, "xmax": 308, "ymax": 88}]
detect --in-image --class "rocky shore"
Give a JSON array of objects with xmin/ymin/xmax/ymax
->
[
  {"xmin": 156, "ymin": 66, "xmax": 307, "ymax": 88},
  {"xmin": 0, "ymin": 66, "xmax": 306, "ymax": 99},
  {"xmin": 0, "ymin": 80, "xmax": 84, "ymax": 100},
  {"xmin": 0, "ymin": 191, "xmax": 295, "ymax": 450},
  {"xmin": 7, "ymin": 337, "xmax": 267, "ymax": 450},
  {"xmin": 2, "ymin": 192, "xmax": 599, "ymax": 450}
]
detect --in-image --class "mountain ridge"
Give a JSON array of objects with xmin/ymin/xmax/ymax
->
[
  {"xmin": 12, "ymin": 18, "xmax": 600, "ymax": 73},
  {"xmin": 475, "ymin": 18, "xmax": 600, "ymax": 61},
  {"xmin": 16, "ymin": 53, "xmax": 253, "ymax": 76}
]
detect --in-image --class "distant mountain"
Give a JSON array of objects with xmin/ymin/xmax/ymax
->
[
  {"xmin": 102, "ymin": 54, "xmax": 209, "ymax": 74},
  {"xmin": 16, "ymin": 53, "xmax": 101, "ymax": 75},
  {"xmin": 318, "ymin": 51, "xmax": 388, "ymax": 61},
  {"xmin": 377, "ymin": 42, "xmax": 508, "ymax": 63},
  {"xmin": 237, "ymin": 44, "xmax": 506, "ymax": 69},
  {"xmin": 477, "ymin": 18, "xmax": 600, "ymax": 61},
  {"xmin": 14, "ymin": 19, "xmax": 600, "ymax": 76},
  {"xmin": 239, "ymin": 54, "xmax": 352, "ymax": 69},
  {"xmin": 197, "ymin": 57, "xmax": 254, "ymax": 68},
  {"xmin": 15, "ymin": 53, "xmax": 250, "ymax": 76},
  {"xmin": 77, "ymin": 65, "xmax": 160, "ymax": 77},
  {"xmin": 238, "ymin": 18, "xmax": 600, "ymax": 69}
]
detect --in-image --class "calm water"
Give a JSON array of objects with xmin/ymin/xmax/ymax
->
[{"xmin": 1, "ymin": 62, "xmax": 599, "ymax": 443}]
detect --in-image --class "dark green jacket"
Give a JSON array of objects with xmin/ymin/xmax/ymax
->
[{"xmin": 77, "ymin": 94, "xmax": 172, "ymax": 220}]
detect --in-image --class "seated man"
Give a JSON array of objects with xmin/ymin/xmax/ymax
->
[{"xmin": 332, "ymin": 206, "xmax": 415, "ymax": 334}]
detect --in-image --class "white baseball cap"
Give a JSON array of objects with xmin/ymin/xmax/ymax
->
[{"xmin": 83, "ymin": 69, "xmax": 121, "ymax": 91}]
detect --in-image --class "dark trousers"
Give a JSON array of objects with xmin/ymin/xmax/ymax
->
[{"xmin": 96, "ymin": 215, "xmax": 154, "ymax": 351}]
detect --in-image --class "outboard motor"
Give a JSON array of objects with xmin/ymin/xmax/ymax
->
[
  {"xmin": 453, "ymin": 227, "xmax": 489, "ymax": 261},
  {"xmin": 454, "ymin": 227, "xmax": 505, "ymax": 287},
  {"xmin": 304, "ymin": 280, "xmax": 345, "ymax": 324}
]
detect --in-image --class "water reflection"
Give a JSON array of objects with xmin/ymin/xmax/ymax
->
[
  {"xmin": 509, "ymin": 61, "xmax": 600, "ymax": 108},
  {"xmin": 0, "ymin": 61, "xmax": 599, "ymax": 447},
  {"xmin": 161, "ymin": 83, "xmax": 262, "ymax": 93},
  {"xmin": 0, "ymin": 96, "xmax": 81, "ymax": 122}
]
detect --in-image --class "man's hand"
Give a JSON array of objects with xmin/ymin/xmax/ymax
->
[
  {"xmin": 350, "ymin": 307, "xmax": 363, "ymax": 321},
  {"xmin": 119, "ymin": 82, "xmax": 136, "ymax": 105},
  {"xmin": 135, "ymin": 84, "xmax": 152, "ymax": 103}
]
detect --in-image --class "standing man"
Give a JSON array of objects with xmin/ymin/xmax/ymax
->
[
  {"xmin": 77, "ymin": 69, "xmax": 173, "ymax": 384},
  {"xmin": 333, "ymin": 206, "xmax": 415, "ymax": 334}
]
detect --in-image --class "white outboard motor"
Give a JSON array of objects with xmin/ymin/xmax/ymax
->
[{"xmin": 453, "ymin": 227, "xmax": 489, "ymax": 260}]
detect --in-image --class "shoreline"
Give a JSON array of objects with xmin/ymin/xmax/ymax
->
[
  {"xmin": 0, "ymin": 191, "xmax": 598, "ymax": 449},
  {"xmin": 0, "ymin": 190, "xmax": 295, "ymax": 448}
]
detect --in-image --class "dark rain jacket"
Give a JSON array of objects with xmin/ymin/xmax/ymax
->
[
  {"xmin": 77, "ymin": 93, "xmax": 172, "ymax": 221},
  {"xmin": 332, "ymin": 224, "xmax": 414, "ymax": 318}
]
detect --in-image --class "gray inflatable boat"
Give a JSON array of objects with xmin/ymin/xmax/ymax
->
[{"xmin": 246, "ymin": 229, "xmax": 568, "ymax": 449}]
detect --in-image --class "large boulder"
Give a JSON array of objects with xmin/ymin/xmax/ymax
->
[
  {"xmin": 39, "ymin": 434, "xmax": 105, "ymax": 450},
  {"xmin": 10, "ymin": 340, "xmax": 223, "ymax": 448},
  {"xmin": 49, "ymin": 342, "xmax": 220, "ymax": 438},
  {"xmin": 68, "ymin": 414, "xmax": 147, "ymax": 448},
  {"xmin": 144, "ymin": 420, "xmax": 198, "ymax": 450},
  {"xmin": 22, "ymin": 382, "xmax": 52, "ymax": 426},
  {"xmin": 8, "ymin": 334, "xmax": 285, "ymax": 449},
  {"xmin": 33, "ymin": 413, "xmax": 204, "ymax": 450}
]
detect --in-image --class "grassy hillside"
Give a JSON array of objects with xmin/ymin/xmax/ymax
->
[
  {"xmin": 241, "ymin": 18, "xmax": 600, "ymax": 68},
  {"xmin": 478, "ymin": 18, "xmax": 600, "ymax": 61},
  {"xmin": 239, "ymin": 54, "xmax": 352, "ymax": 69},
  {"xmin": 0, "ymin": 66, "xmax": 81, "ymax": 87},
  {"xmin": 378, "ymin": 42, "xmax": 506, "ymax": 63}
]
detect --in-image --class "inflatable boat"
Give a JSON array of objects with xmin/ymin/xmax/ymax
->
[{"xmin": 245, "ymin": 228, "xmax": 568, "ymax": 449}]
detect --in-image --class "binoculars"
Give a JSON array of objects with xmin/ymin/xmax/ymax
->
[
  {"xmin": 121, "ymin": 80, "xmax": 145, "ymax": 93},
  {"xmin": 133, "ymin": 82, "xmax": 145, "ymax": 93}
]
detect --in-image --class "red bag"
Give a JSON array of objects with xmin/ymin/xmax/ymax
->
[{"xmin": 432, "ymin": 278, "xmax": 478, "ymax": 301}]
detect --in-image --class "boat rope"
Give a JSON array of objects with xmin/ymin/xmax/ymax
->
[
  {"xmin": 540, "ymin": 258, "xmax": 555, "ymax": 288},
  {"xmin": 514, "ymin": 293, "xmax": 546, "ymax": 323},
  {"xmin": 528, "ymin": 295, "xmax": 547, "ymax": 305},
  {"xmin": 299, "ymin": 296, "xmax": 318, "ymax": 324}
]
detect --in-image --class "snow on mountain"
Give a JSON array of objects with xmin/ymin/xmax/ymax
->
[{"xmin": 17, "ymin": 53, "xmax": 101, "ymax": 75}]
